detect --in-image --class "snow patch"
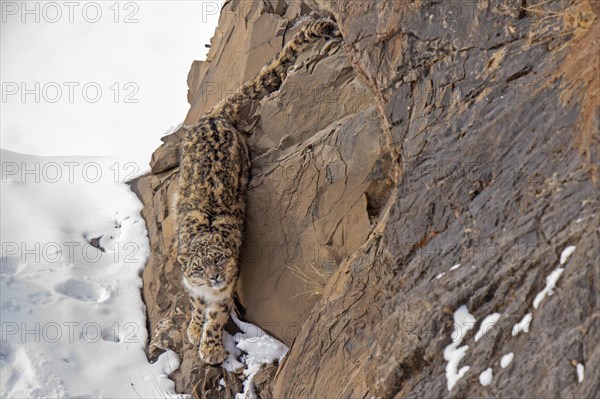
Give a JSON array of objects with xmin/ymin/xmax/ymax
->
[
  {"xmin": 54, "ymin": 278, "xmax": 111, "ymax": 302},
  {"xmin": 436, "ymin": 264, "xmax": 461, "ymax": 279},
  {"xmin": 0, "ymin": 151, "xmax": 183, "ymax": 398},
  {"xmin": 222, "ymin": 332, "xmax": 245, "ymax": 373},
  {"xmin": 560, "ymin": 245, "xmax": 576, "ymax": 265},
  {"xmin": 511, "ymin": 313, "xmax": 532, "ymax": 336},
  {"xmin": 229, "ymin": 313, "xmax": 288, "ymax": 399},
  {"xmin": 500, "ymin": 352, "xmax": 514, "ymax": 368},
  {"xmin": 479, "ymin": 368, "xmax": 493, "ymax": 386},
  {"xmin": 532, "ymin": 246, "xmax": 576, "ymax": 309},
  {"xmin": 474, "ymin": 313, "xmax": 501, "ymax": 342},
  {"xmin": 532, "ymin": 268, "xmax": 565, "ymax": 309},
  {"xmin": 443, "ymin": 305, "xmax": 476, "ymax": 391},
  {"xmin": 576, "ymin": 363, "xmax": 585, "ymax": 383}
]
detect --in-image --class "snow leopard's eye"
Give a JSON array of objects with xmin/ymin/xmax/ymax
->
[
  {"xmin": 190, "ymin": 258, "xmax": 203, "ymax": 269},
  {"xmin": 191, "ymin": 269, "xmax": 204, "ymax": 277}
]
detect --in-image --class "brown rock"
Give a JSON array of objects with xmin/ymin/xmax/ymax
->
[
  {"xmin": 186, "ymin": 60, "xmax": 206, "ymax": 105},
  {"xmin": 250, "ymin": 45, "xmax": 373, "ymax": 151},
  {"xmin": 128, "ymin": 173, "xmax": 153, "ymax": 206},
  {"xmin": 239, "ymin": 106, "xmax": 382, "ymax": 345},
  {"xmin": 150, "ymin": 142, "xmax": 179, "ymax": 174}
]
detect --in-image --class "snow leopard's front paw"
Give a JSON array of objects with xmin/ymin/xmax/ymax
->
[
  {"xmin": 199, "ymin": 341, "xmax": 225, "ymax": 365},
  {"xmin": 187, "ymin": 320, "xmax": 202, "ymax": 345}
]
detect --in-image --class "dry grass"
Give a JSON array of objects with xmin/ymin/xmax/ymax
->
[
  {"xmin": 286, "ymin": 262, "xmax": 333, "ymax": 299},
  {"xmin": 522, "ymin": 0, "xmax": 597, "ymax": 46}
]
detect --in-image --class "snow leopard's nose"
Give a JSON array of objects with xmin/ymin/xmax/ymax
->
[{"xmin": 209, "ymin": 275, "xmax": 225, "ymax": 288}]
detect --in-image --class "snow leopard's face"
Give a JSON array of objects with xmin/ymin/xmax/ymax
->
[{"xmin": 178, "ymin": 234, "xmax": 234, "ymax": 290}]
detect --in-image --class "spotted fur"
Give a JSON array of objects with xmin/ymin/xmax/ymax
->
[{"xmin": 176, "ymin": 18, "xmax": 340, "ymax": 365}]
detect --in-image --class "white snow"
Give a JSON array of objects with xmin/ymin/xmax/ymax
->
[
  {"xmin": 443, "ymin": 305, "xmax": 476, "ymax": 392},
  {"xmin": 479, "ymin": 368, "xmax": 493, "ymax": 386},
  {"xmin": 576, "ymin": 363, "xmax": 585, "ymax": 383},
  {"xmin": 500, "ymin": 352, "xmax": 514, "ymax": 368},
  {"xmin": 575, "ymin": 215, "xmax": 595, "ymax": 224},
  {"xmin": 1, "ymin": 4, "xmax": 222, "ymax": 167},
  {"xmin": 532, "ymin": 246, "xmax": 576, "ymax": 310},
  {"xmin": 560, "ymin": 245, "xmax": 576, "ymax": 265},
  {"xmin": 229, "ymin": 313, "xmax": 289, "ymax": 399},
  {"xmin": 437, "ymin": 264, "xmax": 461, "ymax": 279},
  {"xmin": 532, "ymin": 267, "xmax": 564, "ymax": 309},
  {"xmin": 222, "ymin": 332, "xmax": 245, "ymax": 373},
  {"xmin": 511, "ymin": 313, "xmax": 533, "ymax": 336},
  {"xmin": 0, "ymin": 150, "xmax": 183, "ymax": 398},
  {"xmin": 474, "ymin": 313, "xmax": 501, "ymax": 342},
  {"xmin": 436, "ymin": 264, "xmax": 461, "ymax": 279}
]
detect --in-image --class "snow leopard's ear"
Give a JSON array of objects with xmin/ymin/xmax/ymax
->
[{"xmin": 177, "ymin": 254, "xmax": 188, "ymax": 267}]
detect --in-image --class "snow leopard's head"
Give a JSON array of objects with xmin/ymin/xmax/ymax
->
[{"xmin": 178, "ymin": 234, "xmax": 235, "ymax": 290}]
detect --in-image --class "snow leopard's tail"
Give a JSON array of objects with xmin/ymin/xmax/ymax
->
[{"xmin": 206, "ymin": 18, "xmax": 341, "ymax": 126}]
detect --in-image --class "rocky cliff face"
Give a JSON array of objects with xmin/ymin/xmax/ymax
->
[{"xmin": 132, "ymin": 0, "xmax": 599, "ymax": 397}]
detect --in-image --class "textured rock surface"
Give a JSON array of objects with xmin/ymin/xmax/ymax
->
[
  {"xmin": 271, "ymin": 0, "xmax": 600, "ymax": 398},
  {"xmin": 132, "ymin": 0, "xmax": 599, "ymax": 397}
]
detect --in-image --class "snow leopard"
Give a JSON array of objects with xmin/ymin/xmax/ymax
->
[{"xmin": 176, "ymin": 18, "xmax": 341, "ymax": 365}]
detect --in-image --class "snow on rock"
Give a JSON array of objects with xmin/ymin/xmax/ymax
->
[
  {"xmin": 436, "ymin": 264, "xmax": 461, "ymax": 280},
  {"xmin": 479, "ymin": 368, "xmax": 493, "ymax": 386},
  {"xmin": 223, "ymin": 332, "xmax": 245, "ymax": 373},
  {"xmin": 532, "ymin": 246, "xmax": 576, "ymax": 309},
  {"xmin": 576, "ymin": 363, "xmax": 585, "ymax": 383},
  {"xmin": 474, "ymin": 313, "xmax": 501, "ymax": 342},
  {"xmin": 511, "ymin": 313, "xmax": 532, "ymax": 336},
  {"xmin": 0, "ymin": 150, "xmax": 183, "ymax": 398},
  {"xmin": 532, "ymin": 268, "xmax": 565, "ymax": 309},
  {"xmin": 560, "ymin": 245, "xmax": 576, "ymax": 265},
  {"xmin": 443, "ymin": 305, "xmax": 476, "ymax": 392},
  {"xmin": 500, "ymin": 352, "xmax": 514, "ymax": 368},
  {"xmin": 230, "ymin": 312, "xmax": 289, "ymax": 399}
]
